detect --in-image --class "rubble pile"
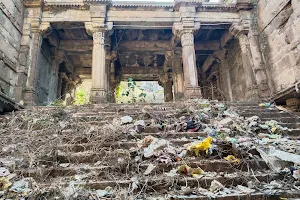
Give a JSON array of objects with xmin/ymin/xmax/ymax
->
[{"xmin": 0, "ymin": 100, "xmax": 300, "ymax": 199}]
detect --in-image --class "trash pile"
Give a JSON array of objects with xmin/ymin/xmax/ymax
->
[{"xmin": 0, "ymin": 100, "xmax": 299, "ymax": 199}]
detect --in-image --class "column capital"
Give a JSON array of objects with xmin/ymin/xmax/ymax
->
[
  {"xmin": 229, "ymin": 21, "xmax": 250, "ymax": 38},
  {"xmin": 30, "ymin": 18, "xmax": 41, "ymax": 33},
  {"xmin": 85, "ymin": 21, "xmax": 113, "ymax": 36},
  {"xmin": 181, "ymin": 31, "xmax": 195, "ymax": 47},
  {"xmin": 173, "ymin": 22, "xmax": 200, "ymax": 38}
]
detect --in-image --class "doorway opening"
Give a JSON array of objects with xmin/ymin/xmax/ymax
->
[{"xmin": 115, "ymin": 80, "xmax": 164, "ymax": 103}]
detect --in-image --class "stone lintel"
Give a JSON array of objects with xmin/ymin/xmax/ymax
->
[
  {"xmin": 90, "ymin": 4, "xmax": 107, "ymax": 18},
  {"xmin": 23, "ymin": 0, "xmax": 43, "ymax": 8}
]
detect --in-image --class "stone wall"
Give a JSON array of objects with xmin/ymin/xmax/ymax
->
[
  {"xmin": 217, "ymin": 39, "xmax": 248, "ymax": 101},
  {"xmin": 0, "ymin": 0, "xmax": 23, "ymax": 99},
  {"xmin": 257, "ymin": 0, "xmax": 300, "ymax": 94}
]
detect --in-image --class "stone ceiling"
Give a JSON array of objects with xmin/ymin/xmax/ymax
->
[{"xmin": 46, "ymin": 24, "xmax": 228, "ymax": 79}]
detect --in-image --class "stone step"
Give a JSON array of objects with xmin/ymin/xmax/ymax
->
[
  {"xmin": 39, "ymin": 172, "xmax": 282, "ymax": 191},
  {"xmin": 262, "ymin": 117, "xmax": 300, "ymax": 123},
  {"xmin": 55, "ymin": 139, "xmax": 230, "ymax": 153},
  {"xmin": 18, "ymin": 159, "xmax": 268, "ymax": 180},
  {"xmin": 59, "ymin": 132, "xmax": 208, "ymax": 144},
  {"xmin": 145, "ymin": 192, "xmax": 300, "ymax": 200},
  {"xmin": 240, "ymin": 112, "xmax": 294, "ymax": 118}
]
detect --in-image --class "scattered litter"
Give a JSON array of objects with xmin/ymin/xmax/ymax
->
[
  {"xmin": 237, "ymin": 185, "xmax": 255, "ymax": 194},
  {"xmin": 209, "ymin": 180, "xmax": 224, "ymax": 193},
  {"xmin": 224, "ymin": 155, "xmax": 240, "ymax": 164},
  {"xmin": 137, "ymin": 136, "xmax": 154, "ymax": 148},
  {"xmin": 293, "ymin": 169, "xmax": 300, "ymax": 180},
  {"xmin": 130, "ymin": 177, "xmax": 139, "ymax": 193},
  {"xmin": 95, "ymin": 186, "xmax": 113, "ymax": 197},
  {"xmin": 143, "ymin": 137, "xmax": 169, "ymax": 158},
  {"xmin": 9, "ymin": 179, "xmax": 30, "ymax": 193},
  {"xmin": 165, "ymin": 169, "xmax": 178, "ymax": 177},
  {"xmin": 0, "ymin": 177, "xmax": 12, "ymax": 190},
  {"xmin": 257, "ymin": 147, "xmax": 294, "ymax": 171},
  {"xmin": 259, "ymin": 102, "xmax": 271, "ymax": 107},
  {"xmin": 187, "ymin": 136, "xmax": 213, "ymax": 156},
  {"xmin": 144, "ymin": 164, "xmax": 156, "ymax": 175},
  {"xmin": 135, "ymin": 120, "xmax": 146, "ymax": 133},
  {"xmin": 0, "ymin": 99, "xmax": 299, "ymax": 199},
  {"xmin": 177, "ymin": 165, "xmax": 205, "ymax": 178},
  {"xmin": 121, "ymin": 116, "xmax": 133, "ymax": 124},
  {"xmin": 0, "ymin": 167, "xmax": 10, "ymax": 177}
]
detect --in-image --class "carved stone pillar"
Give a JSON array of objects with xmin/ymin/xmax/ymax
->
[
  {"xmin": 172, "ymin": 57, "xmax": 184, "ymax": 100},
  {"xmin": 48, "ymin": 50, "xmax": 64, "ymax": 103},
  {"xmin": 180, "ymin": 30, "xmax": 202, "ymax": 99},
  {"xmin": 23, "ymin": 22, "xmax": 43, "ymax": 106},
  {"xmin": 230, "ymin": 22, "xmax": 258, "ymax": 100},
  {"xmin": 90, "ymin": 31, "xmax": 106, "ymax": 103}
]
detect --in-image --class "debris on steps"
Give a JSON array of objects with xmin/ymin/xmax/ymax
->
[{"xmin": 0, "ymin": 99, "xmax": 300, "ymax": 199}]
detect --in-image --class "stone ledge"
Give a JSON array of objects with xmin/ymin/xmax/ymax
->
[
  {"xmin": 0, "ymin": 92, "xmax": 23, "ymax": 113},
  {"xmin": 0, "ymin": 2, "xmax": 22, "ymax": 33},
  {"xmin": 0, "ymin": 50, "xmax": 18, "ymax": 73}
]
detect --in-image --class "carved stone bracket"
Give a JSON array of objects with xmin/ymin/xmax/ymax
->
[
  {"xmin": 40, "ymin": 22, "xmax": 52, "ymax": 37},
  {"xmin": 229, "ymin": 21, "xmax": 250, "ymax": 38}
]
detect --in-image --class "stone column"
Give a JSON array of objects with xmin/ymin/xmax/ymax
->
[
  {"xmin": 90, "ymin": 31, "xmax": 107, "ymax": 103},
  {"xmin": 248, "ymin": 30, "xmax": 270, "ymax": 98},
  {"xmin": 57, "ymin": 73, "xmax": 63, "ymax": 98},
  {"xmin": 230, "ymin": 23, "xmax": 258, "ymax": 100},
  {"xmin": 48, "ymin": 50, "xmax": 64, "ymax": 103},
  {"xmin": 180, "ymin": 30, "xmax": 202, "ymax": 99},
  {"xmin": 164, "ymin": 79, "xmax": 173, "ymax": 102},
  {"xmin": 172, "ymin": 57, "xmax": 184, "ymax": 100},
  {"xmin": 23, "ymin": 25, "xmax": 43, "ymax": 106},
  {"xmin": 221, "ymin": 61, "xmax": 233, "ymax": 101}
]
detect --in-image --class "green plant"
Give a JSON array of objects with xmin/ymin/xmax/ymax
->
[
  {"xmin": 74, "ymin": 89, "xmax": 88, "ymax": 105},
  {"xmin": 50, "ymin": 99, "xmax": 64, "ymax": 106},
  {"xmin": 121, "ymin": 78, "xmax": 147, "ymax": 103}
]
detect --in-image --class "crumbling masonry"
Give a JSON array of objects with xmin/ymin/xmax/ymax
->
[{"xmin": 0, "ymin": 0, "xmax": 300, "ymax": 111}]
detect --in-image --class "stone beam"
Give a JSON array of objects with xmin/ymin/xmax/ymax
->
[
  {"xmin": 59, "ymin": 40, "xmax": 221, "ymax": 52},
  {"xmin": 194, "ymin": 40, "xmax": 220, "ymax": 51},
  {"xmin": 42, "ymin": 10, "xmax": 91, "ymax": 22},
  {"xmin": 59, "ymin": 40, "xmax": 93, "ymax": 52},
  {"xmin": 202, "ymin": 49, "xmax": 227, "ymax": 73},
  {"xmin": 118, "ymin": 40, "xmax": 221, "ymax": 52},
  {"xmin": 194, "ymin": 12, "xmax": 240, "ymax": 23}
]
